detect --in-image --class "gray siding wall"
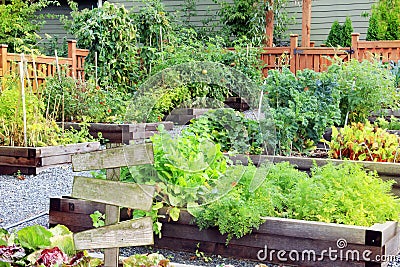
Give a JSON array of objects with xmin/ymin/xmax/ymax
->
[
  {"xmin": 39, "ymin": 0, "xmax": 377, "ymax": 47},
  {"xmin": 286, "ymin": 0, "xmax": 376, "ymax": 46}
]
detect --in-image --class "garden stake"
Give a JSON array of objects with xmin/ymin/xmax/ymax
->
[{"xmin": 19, "ymin": 61, "xmax": 27, "ymax": 146}]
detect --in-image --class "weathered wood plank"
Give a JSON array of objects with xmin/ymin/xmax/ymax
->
[
  {"xmin": 0, "ymin": 156, "xmax": 39, "ymax": 167},
  {"xmin": 38, "ymin": 142, "xmax": 101, "ymax": 157},
  {"xmin": 104, "ymin": 142, "xmax": 121, "ymax": 267},
  {"xmin": 71, "ymin": 176, "xmax": 155, "ymax": 211},
  {"xmin": 73, "ymin": 217, "xmax": 154, "ymax": 250},
  {"xmin": 72, "ymin": 143, "xmax": 154, "ymax": 171},
  {"xmin": 258, "ymin": 216, "xmax": 368, "ymax": 245},
  {"xmin": 0, "ymin": 146, "xmax": 38, "ymax": 157}
]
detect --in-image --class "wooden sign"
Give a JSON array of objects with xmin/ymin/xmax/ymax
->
[
  {"xmin": 74, "ymin": 217, "xmax": 153, "ymax": 250},
  {"xmin": 72, "ymin": 143, "xmax": 154, "ymax": 171},
  {"xmin": 71, "ymin": 176, "xmax": 155, "ymax": 211}
]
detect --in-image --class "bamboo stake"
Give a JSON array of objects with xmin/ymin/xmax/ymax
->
[
  {"xmin": 32, "ymin": 54, "xmax": 39, "ymax": 95},
  {"xmin": 55, "ymin": 50, "xmax": 64, "ymax": 133},
  {"xmin": 95, "ymin": 51, "xmax": 98, "ymax": 86},
  {"xmin": 19, "ymin": 62, "xmax": 27, "ymax": 147}
]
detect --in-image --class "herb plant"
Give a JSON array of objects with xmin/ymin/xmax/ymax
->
[
  {"xmin": 374, "ymin": 116, "xmax": 400, "ymax": 130},
  {"xmin": 43, "ymin": 74, "xmax": 128, "ymax": 123}
]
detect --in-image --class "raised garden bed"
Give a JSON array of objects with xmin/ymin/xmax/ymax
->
[
  {"xmin": 0, "ymin": 142, "xmax": 101, "ymax": 175},
  {"xmin": 165, "ymin": 109, "xmax": 211, "ymax": 125},
  {"xmin": 48, "ymin": 198, "xmax": 400, "ymax": 267},
  {"xmin": 230, "ymin": 155, "xmax": 400, "ymax": 197},
  {"xmin": 60, "ymin": 122, "xmax": 173, "ymax": 144}
]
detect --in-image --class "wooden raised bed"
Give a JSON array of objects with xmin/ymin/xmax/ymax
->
[
  {"xmin": 49, "ymin": 198, "xmax": 400, "ymax": 267},
  {"xmin": 230, "ymin": 155, "xmax": 400, "ymax": 197},
  {"xmin": 0, "ymin": 142, "xmax": 101, "ymax": 175},
  {"xmin": 60, "ymin": 122, "xmax": 174, "ymax": 144},
  {"xmin": 165, "ymin": 109, "xmax": 210, "ymax": 125}
]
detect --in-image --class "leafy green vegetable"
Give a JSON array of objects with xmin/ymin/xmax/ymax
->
[
  {"xmin": 49, "ymin": 225, "xmax": 75, "ymax": 256},
  {"xmin": 16, "ymin": 225, "xmax": 52, "ymax": 251}
]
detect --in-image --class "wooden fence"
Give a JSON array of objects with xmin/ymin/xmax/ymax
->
[
  {"xmin": 261, "ymin": 33, "xmax": 400, "ymax": 76},
  {"xmin": 0, "ymin": 40, "xmax": 88, "ymax": 91}
]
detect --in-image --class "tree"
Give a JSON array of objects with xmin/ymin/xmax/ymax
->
[{"xmin": 366, "ymin": 0, "xmax": 400, "ymax": 41}]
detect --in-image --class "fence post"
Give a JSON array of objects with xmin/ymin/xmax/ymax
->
[
  {"xmin": 0, "ymin": 44, "xmax": 8, "ymax": 78},
  {"xmin": 351, "ymin": 33, "xmax": 360, "ymax": 61},
  {"xmin": 68, "ymin": 40, "xmax": 77, "ymax": 78},
  {"xmin": 290, "ymin": 34, "xmax": 298, "ymax": 74}
]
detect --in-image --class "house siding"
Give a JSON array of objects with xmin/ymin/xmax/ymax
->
[{"xmin": 286, "ymin": 0, "xmax": 376, "ymax": 46}]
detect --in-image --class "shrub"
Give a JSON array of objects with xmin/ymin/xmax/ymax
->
[
  {"xmin": 366, "ymin": 0, "xmax": 400, "ymax": 41},
  {"xmin": 0, "ymin": 0, "xmax": 55, "ymax": 53},
  {"xmin": 326, "ymin": 17, "xmax": 353, "ymax": 47}
]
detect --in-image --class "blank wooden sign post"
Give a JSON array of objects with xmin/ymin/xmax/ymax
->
[{"xmin": 71, "ymin": 143, "xmax": 155, "ymax": 267}]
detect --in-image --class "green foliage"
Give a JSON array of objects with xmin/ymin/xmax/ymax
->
[
  {"xmin": 192, "ymin": 161, "xmax": 400, "ymax": 242},
  {"xmin": 263, "ymin": 67, "xmax": 341, "ymax": 155},
  {"xmin": 374, "ymin": 115, "xmax": 400, "ymax": 130},
  {"xmin": 0, "ymin": 75, "xmax": 98, "ymax": 147},
  {"xmin": 43, "ymin": 74, "xmax": 128, "ymax": 123},
  {"xmin": 16, "ymin": 225, "xmax": 52, "ymax": 251},
  {"xmin": 326, "ymin": 58, "xmax": 397, "ymax": 124},
  {"xmin": 286, "ymin": 162, "xmax": 400, "ymax": 225},
  {"xmin": 184, "ymin": 108, "xmax": 267, "ymax": 154},
  {"xmin": 63, "ymin": 1, "xmax": 140, "ymax": 93},
  {"xmin": 212, "ymin": 0, "xmax": 294, "ymax": 46},
  {"xmin": 131, "ymin": 202, "xmax": 165, "ymax": 238},
  {"xmin": 214, "ymin": 0, "xmax": 269, "ymax": 46},
  {"xmin": 191, "ymin": 163, "xmax": 280, "ymax": 243},
  {"xmin": 366, "ymin": 13, "xmax": 379, "ymax": 41},
  {"xmin": 0, "ymin": 0, "xmax": 56, "ymax": 53},
  {"xmin": 90, "ymin": 211, "xmax": 105, "ymax": 228},
  {"xmin": 326, "ymin": 121, "xmax": 400, "ymax": 162},
  {"xmin": 366, "ymin": 0, "xmax": 400, "ymax": 41},
  {"xmin": 326, "ymin": 17, "xmax": 353, "ymax": 47}
]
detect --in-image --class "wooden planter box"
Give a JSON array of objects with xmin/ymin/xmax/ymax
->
[
  {"xmin": 49, "ymin": 197, "xmax": 400, "ymax": 267},
  {"xmin": 224, "ymin": 97, "xmax": 250, "ymax": 111},
  {"xmin": 0, "ymin": 142, "xmax": 101, "ymax": 175},
  {"xmin": 164, "ymin": 109, "xmax": 211, "ymax": 125},
  {"xmin": 60, "ymin": 122, "xmax": 174, "ymax": 144}
]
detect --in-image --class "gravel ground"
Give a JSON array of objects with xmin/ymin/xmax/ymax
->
[{"xmin": 0, "ymin": 138, "xmax": 399, "ymax": 266}]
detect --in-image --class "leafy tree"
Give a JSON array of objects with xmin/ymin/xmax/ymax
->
[
  {"xmin": 213, "ymin": 0, "xmax": 294, "ymax": 46},
  {"xmin": 0, "ymin": 0, "xmax": 56, "ymax": 53},
  {"xmin": 366, "ymin": 0, "xmax": 400, "ymax": 41}
]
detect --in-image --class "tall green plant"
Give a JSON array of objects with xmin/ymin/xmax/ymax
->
[
  {"xmin": 326, "ymin": 17, "xmax": 353, "ymax": 47},
  {"xmin": 326, "ymin": 58, "xmax": 397, "ymax": 124},
  {"xmin": 0, "ymin": 0, "xmax": 56, "ymax": 53},
  {"xmin": 264, "ymin": 67, "xmax": 341, "ymax": 155},
  {"xmin": 63, "ymin": 1, "xmax": 140, "ymax": 93},
  {"xmin": 366, "ymin": 0, "xmax": 400, "ymax": 41}
]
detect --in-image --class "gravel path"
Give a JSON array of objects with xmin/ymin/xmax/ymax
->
[{"xmin": 0, "ymin": 163, "xmax": 399, "ymax": 267}]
